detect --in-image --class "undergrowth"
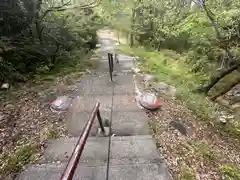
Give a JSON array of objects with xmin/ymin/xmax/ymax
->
[
  {"xmin": 119, "ymin": 45, "xmax": 240, "ymax": 140},
  {"xmin": 221, "ymin": 165, "xmax": 240, "ymax": 180},
  {"xmin": 0, "ymin": 48, "xmax": 99, "ymax": 179}
]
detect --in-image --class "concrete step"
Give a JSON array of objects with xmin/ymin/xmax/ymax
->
[
  {"xmin": 66, "ymin": 92, "xmax": 142, "ymax": 136},
  {"xmin": 18, "ymin": 162, "xmax": 171, "ymax": 180},
  {"xmin": 111, "ymin": 111, "xmax": 149, "ymax": 136},
  {"xmin": 76, "ymin": 74, "xmax": 114, "ymax": 96},
  {"xmin": 76, "ymin": 73, "xmax": 135, "ymax": 96},
  {"xmin": 113, "ymin": 74, "xmax": 135, "ymax": 95},
  {"xmin": 18, "ymin": 163, "xmax": 107, "ymax": 180},
  {"xmin": 41, "ymin": 136, "xmax": 161, "ymax": 165},
  {"xmin": 104, "ymin": 163, "xmax": 171, "ymax": 180},
  {"xmin": 93, "ymin": 57, "xmax": 135, "ymax": 74},
  {"xmin": 110, "ymin": 135, "xmax": 162, "ymax": 165},
  {"xmin": 41, "ymin": 137, "xmax": 108, "ymax": 166},
  {"xmin": 66, "ymin": 95, "xmax": 112, "ymax": 136},
  {"xmin": 112, "ymin": 94, "xmax": 139, "ymax": 112}
]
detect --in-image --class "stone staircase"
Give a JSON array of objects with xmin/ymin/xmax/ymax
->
[{"xmin": 18, "ymin": 37, "xmax": 171, "ymax": 180}]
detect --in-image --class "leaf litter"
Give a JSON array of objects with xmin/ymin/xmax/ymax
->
[
  {"xmin": 147, "ymin": 93, "xmax": 240, "ymax": 180},
  {"xmin": 0, "ymin": 73, "xmax": 84, "ymax": 179}
]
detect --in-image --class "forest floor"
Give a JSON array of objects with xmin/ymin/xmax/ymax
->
[
  {"xmin": 0, "ymin": 50, "xmax": 99, "ymax": 179},
  {"xmin": 147, "ymin": 96, "xmax": 240, "ymax": 180},
  {"xmin": 119, "ymin": 45, "xmax": 240, "ymax": 180}
]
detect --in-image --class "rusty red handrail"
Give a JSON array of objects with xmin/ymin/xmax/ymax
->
[{"xmin": 60, "ymin": 102, "xmax": 104, "ymax": 180}]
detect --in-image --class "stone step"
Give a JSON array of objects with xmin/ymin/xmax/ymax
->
[
  {"xmin": 109, "ymin": 135, "xmax": 162, "ymax": 165},
  {"xmin": 76, "ymin": 73, "xmax": 135, "ymax": 96},
  {"xmin": 66, "ymin": 110, "xmax": 109, "ymax": 136},
  {"xmin": 66, "ymin": 92, "xmax": 141, "ymax": 136},
  {"xmin": 66, "ymin": 95, "xmax": 112, "ymax": 136},
  {"xmin": 41, "ymin": 137, "xmax": 108, "ymax": 166},
  {"xmin": 105, "ymin": 163, "xmax": 171, "ymax": 180},
  {"xmin": 41, "ymin": 136, "xmax": 161, "ymax": 165},
  {"xmin": 76, "ymin": 74, "xmax": 114, "ymax": 96},
  {"xmin": 111, "ymin": 111, "xmax": 149, "ymax": 136},
  {"xmin": 94, "ymin": 58, "xmax": 135, "ymax": 73},
  {"xmin": 112, "ymin": 94, "xmax": 139, "ymax": 112},
  {"xmin": 18, "ymin": 163, "xmax": 106, "ymax": 180},
  {"xmin": 18, "ymin": 162, "xmax": 171, "ymax": 180},
  {"xmin": 113, "ymin": 74, "xmax": 135, "ymax": 95}
]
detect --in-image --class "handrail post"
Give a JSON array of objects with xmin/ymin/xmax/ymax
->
[
  {"xmin": 97, "ymin": 109, "xmax": 105, "ymax": 133},
  {"xmin": 110, "ymin": 53, "xmax": 114, "ymax": 70},
  {"xmin": 108, "ymin": 53, "xmax": 113, "ymax": 81}
]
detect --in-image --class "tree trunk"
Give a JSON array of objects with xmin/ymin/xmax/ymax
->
[
  {"xmin": 35, "ymin": 19, "xmax": 42, "ymax": 42},
  {"xmin": 130, "ymin": 1, "xmax": 137, "ymax": 47},
  {"xmin": 35, "ymin": 0, "xmax": 43, "ymax": 42},
  {"xmin": 197, "ymin": 0, "xmax": 239, "ymax": 93},
  {"xmin": 211, "ymin": 77, "xmax": 240, "ymax": 101},
  {"xmin": 130, "ymin": 33, "xmax": 134, "ymax": 47},
  {"xmin": 199, "ymin": 61, "xmax": 240, "ymax": 93}
]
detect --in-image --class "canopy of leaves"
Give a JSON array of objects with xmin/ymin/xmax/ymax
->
[
  {"xmin": 0, "ymin": 0, "xmax": 101, "ymax": 83},
  {"xmin": 103, "ymin": 0, "xmax": 240, "ymax": 97}
]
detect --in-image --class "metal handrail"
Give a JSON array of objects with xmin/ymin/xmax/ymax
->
[{"xmin": 60, "ymin": 102, "xmax": 105, "ymax": 180}]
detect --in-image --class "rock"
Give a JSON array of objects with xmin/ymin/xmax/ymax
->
[
  {"xmin": 138, "ymin": 92, "xmax": 161, "ymax": 110},
  {"xmin": 5, "ymin": 104, "xmax": 15, "ymax": 110},
  {"xmin": 219, "ymin": 116, "xmax": 227, "ymax": 123},
  {"xmin": 154, "ymin": 82, "xmax": 169, "ymax": 91},
  {"xmin": 132, "ymin": 67, "xmax": 140, "ymax": 73},
  {"xmin": 218, "ymin": 111, "xmax": 235, "ymax": 123},
  {"xmin": 169, "ymin": 119, "xmax": 187, "ymax": 136},
  {"xmin": 232, "ymin": 103, "xmax": 240, "ymax": 110},
  {"xmin": 1, "ymin": 83, "xmax": 9, "ymax": 89},
  {"xmin": 153, "ymin": 82, "xmax": 176, "ymax": 98},
  {"xmin": 50, "ymin": 96, "xmax": 72, "ymax": 112},
  {"xmin": 134, "ymin": 56, "xmax": 140, "ymax": 60},
  {"xmin": 169, "ymin": 86, "xmax": 177, "ymax": 98},
  {"xmin": 86, "ymin": 69, "xmax": 91, "ymax": 73},
  {"xmin": 143, "ymin": 74, "xmax": 154, "ymax": 82}
]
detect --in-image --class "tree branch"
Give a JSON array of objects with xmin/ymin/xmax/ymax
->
[
  {"xmin": 40, "ymin": 0, "xmax": 102, "ymax": 20},
  {"xmin": 40, "ymin": 0, "xmax": 72, "ymax": 20},
  {"xmin": 211, "ymin": 77, "xmax": 240, "ymax": 101},
  {"xmin": 198, "ymin": 60, "xmax": 240, "ymax": 94},
  {"xmin": 196, "ymin": 0, "xmax": 239, "ymax": 93}
]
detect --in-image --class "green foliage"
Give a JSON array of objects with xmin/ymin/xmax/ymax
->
[
  {"xmin": 98, "ymin": 0, "xmax": 133, "ymax": 32},
  {"xmin": 106, "ymin": 0, "xmax": 240, "ymax": 76},
  {"xmin": 179, "ymin": 166, "xmax": 195, "ymax": 180},
  {"xmin": 120, "ymin": 45, "xmax": 240, "ymax": 140},
  {"xmin": 221, "ymin": 165, "xmax": 240, "ymax": 180},
  {"xmin": 0, "ymin": 143, "xmax": 38, "ymax": 176},
  {"xmin": 120, "ymin": 45, "xmax": 216, "ymax": 118},
  {"xmin": 0, "ymin": 0, "xmax": 101, "ymax": 83}
]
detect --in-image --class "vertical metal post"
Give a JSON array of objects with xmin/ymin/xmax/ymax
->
[
  {"xmin": 108, "ymin": 53, "xmax": 113, "ymax": 81},
  {"xmin": 115, "ymin": 53, "xmax": 119, "ymax": 64},
  {"xmin": 97, "ymin": 109, "xmax": 105, "ymax": 133},
  {"xmin": 110, "ymin": 53, "xmax": 114, "ymax": 70}
]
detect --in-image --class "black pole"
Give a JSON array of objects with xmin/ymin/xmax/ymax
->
[
  {"xmin": 97, "ymin": 109, "xmax": 105, "ymax": 133},
  {"xmin": 108, "ymin": 53, "xmax": 113, "ymax": 81},
  {"xmin": 110, "ymin": 53, "xmax": 114, "ymax": 71}
]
